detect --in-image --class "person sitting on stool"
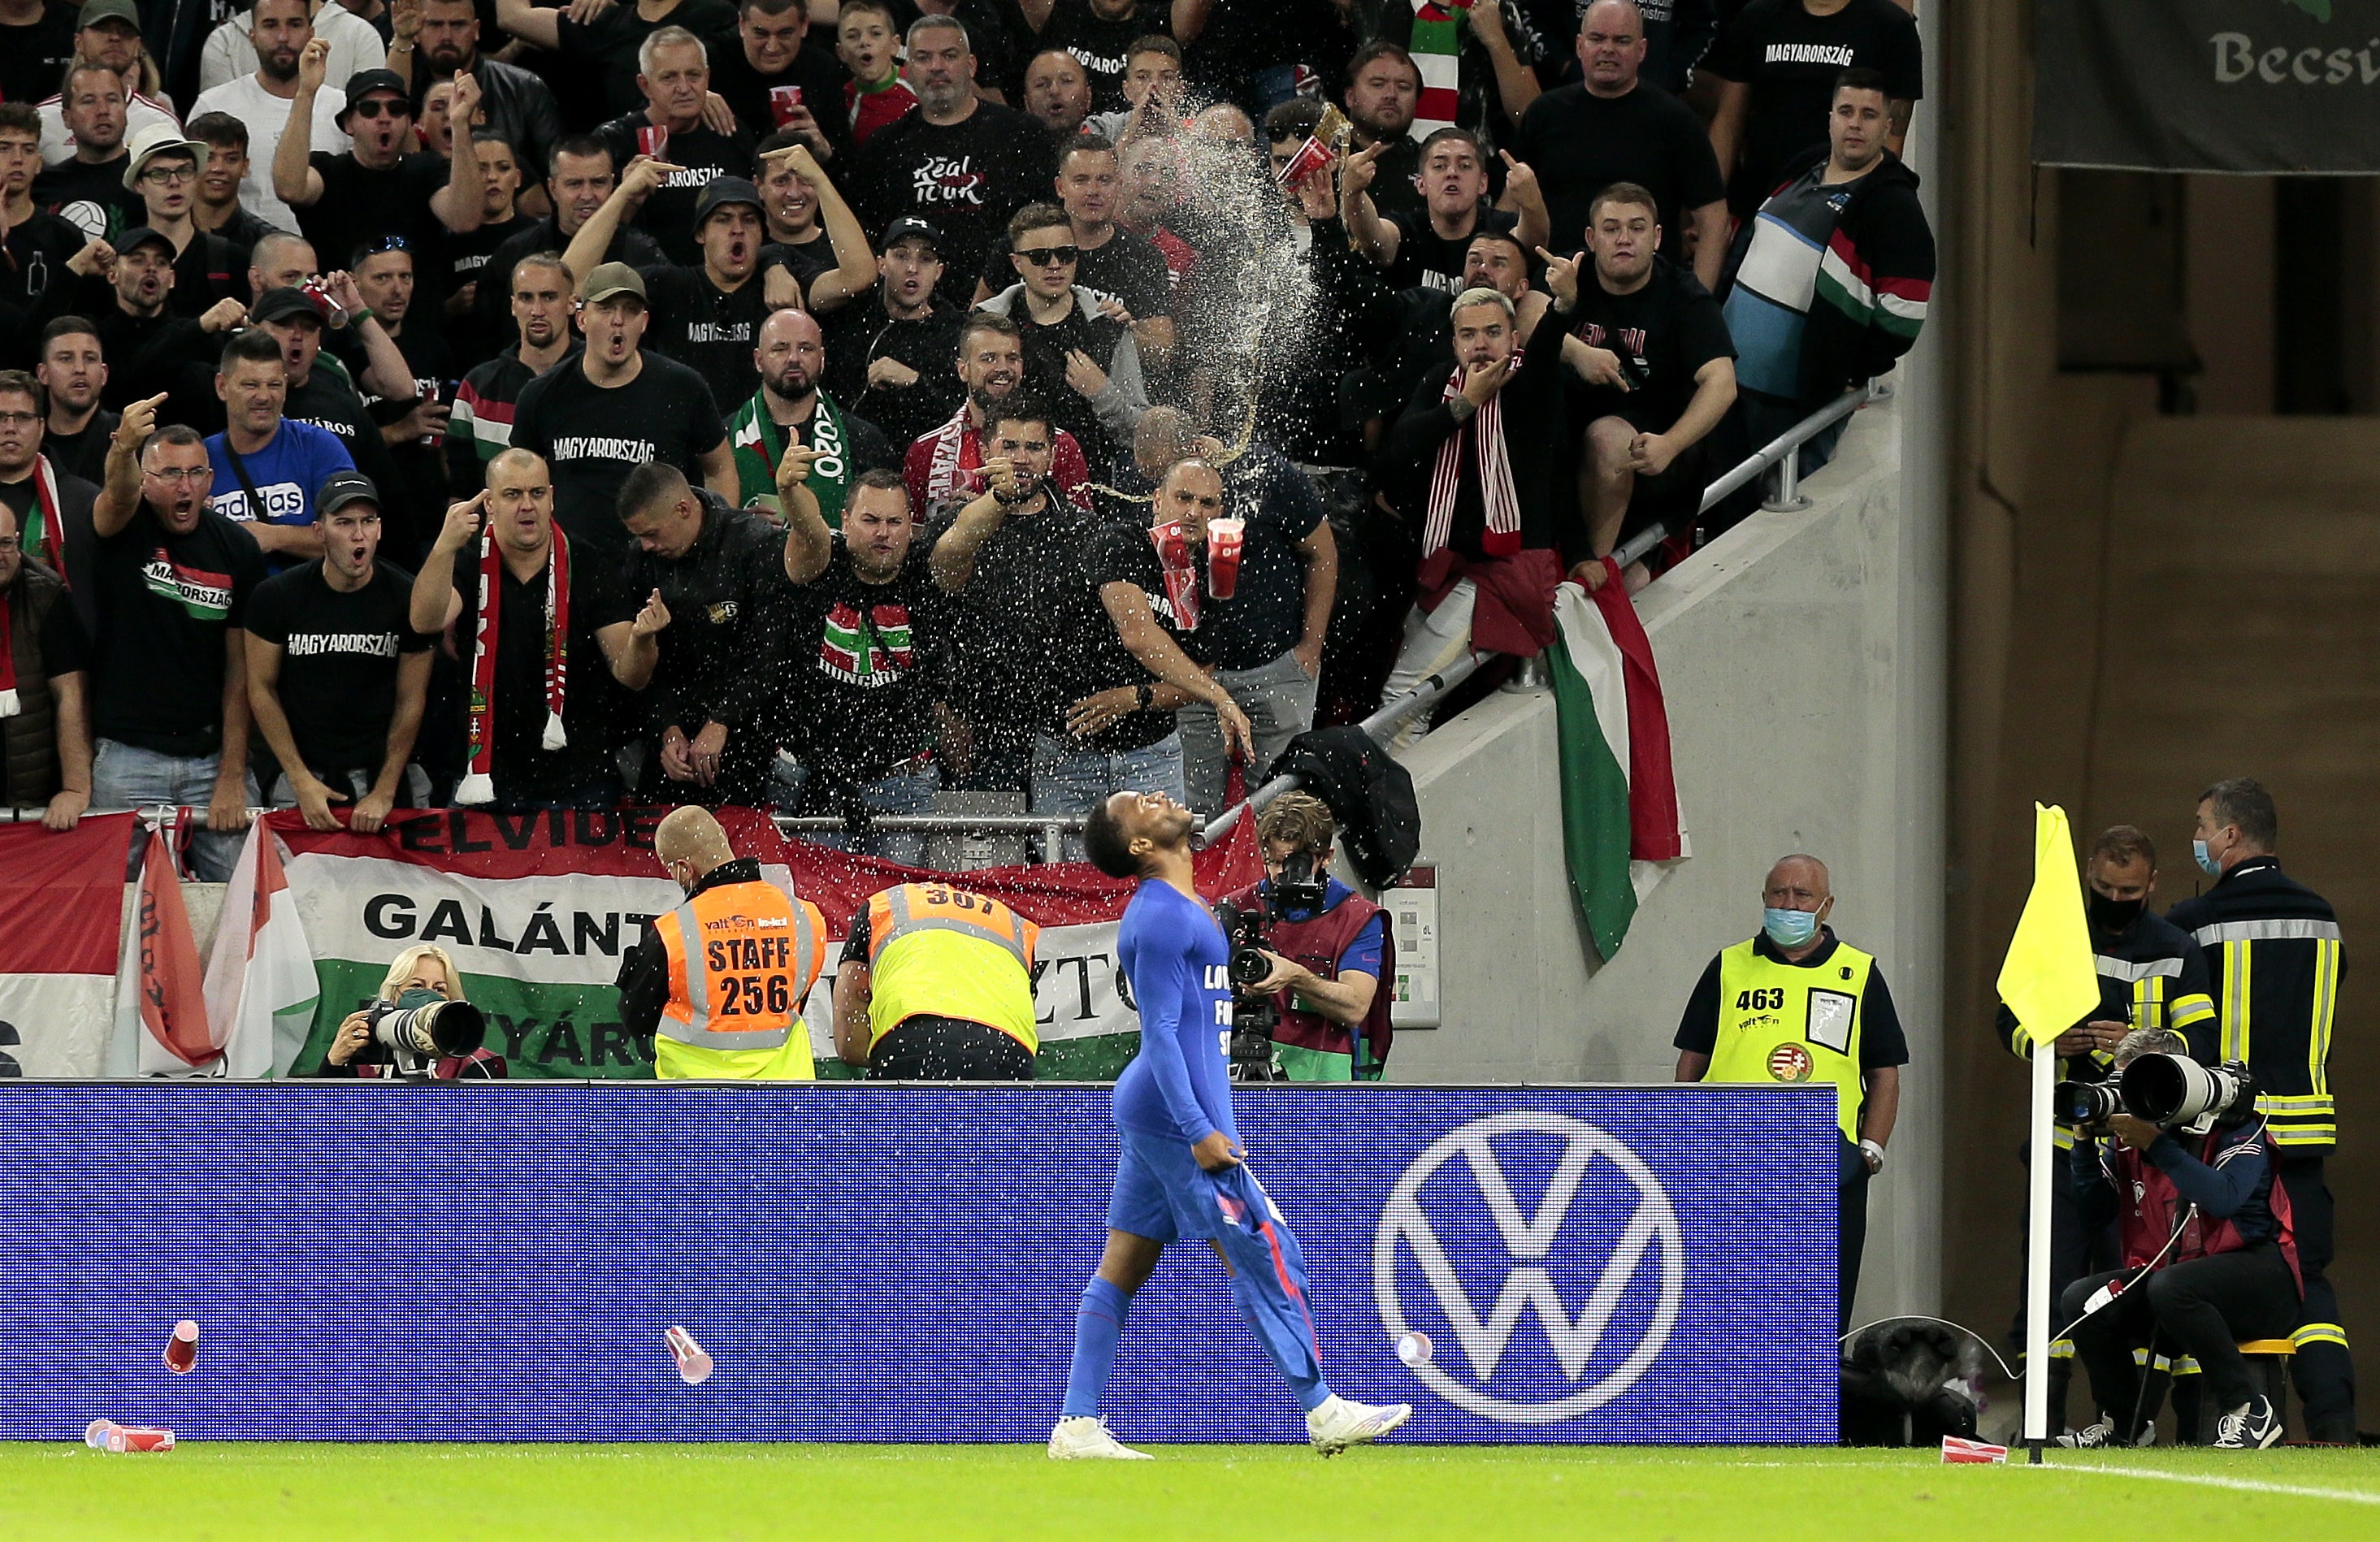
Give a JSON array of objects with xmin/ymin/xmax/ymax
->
[{"xmin": 833, "ymin": 880, "xmax": 1041, "ymax": 1079}]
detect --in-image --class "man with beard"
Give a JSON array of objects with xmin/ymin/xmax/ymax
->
[
  {"xmin": 448, "ymin": 253, "xmax": 575, "ymax": 486},
  {"xmin": 564, "ymin": 162, "xmax": 772, "ymax": 409},
  {"xmin": 0, "ymin": 102, "xmax": 85, "ymax": 334},
  {"xmin": 902, "ymin": 310, "xmax": 1087, "ymax": 517},
  {"xmin": 34, "ymin": 1, "xmax": 177, "ymax": 169},
  {"xmin": 1351, "ymin": 227, "xmax": 1543, "ymax": 446},
  {"xmin": 600, "ymin": 459, "xmax": 787, "ymax": 803},
  {"xmin": 1113, "ymin": 132, "xmax": 1195, "ymax": 294},
  {"xmin": 121, "ymin": 123, "xmax": 245, "ymax": 320},
  {"xmin": 751, "ymin": 134, "xmax": 875, "ymax": 311},
  {"xmin": 1020, "ymin": 48, "xmax": 1090, "ymax": 140},
  {"xmin": 594, "ymin": 28, "xmax": 757, "ymax": 267},
  {"xmin": 273, "ymin": 49, "xmax": 485, "ymax": 315},
  {"xmin": 0, "ymin": 366, "xmax": 100, "ymax": 604},
  {"xmin": 32, "ymin": 226, "xmax": 245, "ymax": 419},
  {"xmin": 708, "ymin": 0, "xmax": 852, "ymax": 163},
  {"xmin": 470, "ymin": 136, "xmax": 667, "ymax": 354},
  {"xmin": 977, "ymin": 203, "xmax": 1144, "ymax": 455},
  {"xmin": 31, "ymin": 61, "xmax": 144, "ymax": 240},
  {"xmin": 747, "ymin": 456, "xmax": 953, "ymax": 867},
  {"xmin": 728, "ymin": 307, "xmax": 894, "ymax": 518},
  {"xmin": 86, "ymin": 396, "xmax": 263, "ymax": 880},
  {"xmin": 189, "ymin": 0, "xmax": 353, "ymax": 233},
  {"xmin": 350, "ymin": 236, "xmax": 454, "ymax": 546},
  {"xmin": 184, "ymin": 113, "xmax": 279, "ymax": 259},
  {"xmin": 509, "ymin": 262, "xmax": 735, "ymax": 560},
  {"xmin": 35, "ymin": 317, "xmax": 114, "ymax": 487},
  {"xmin": 204, "ymin": 327, "xmax": 355, "ymax": 567},
  {"xmin": 200, "ymin": 0, "xmax": 387, "ymax": 99},
  {"xmin": 1335, "ymin": 43, "xmax": 1423, "ymax": 223},
  {"xmin": 388, "ymin": 0, "xmax": 562, "ymax": 200},
  {"xmin": 242, "ymin": 467, "xmax": 434, "ymax": 828},
  {"xmin": 816, "ymin": 215, "xmax": 963, "ymax": 452},
  {"xmin": 851, "ymin": 16, "xmax": 1056, "ymax": 306}
]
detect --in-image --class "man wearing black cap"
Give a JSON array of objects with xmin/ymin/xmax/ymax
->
[
  {"xmin": 249, "ymin": 281, "xmax": 415, "ymax": 553},
  {"xmin": 816, "ymin": 214, "xmax": 965, "ymax": 451},
  {"xmin": 272, "ymin": 41, "xmax": 485, "ymax": 314},
  {"xmin": 241, "ymin": 466, "xmax": 435, "ymax": 830},
  {"xmin": 30, "ymin": 224, "xmax": 246, "ymax": 415},
  {"xmin": 562, "ymin": 163, "xmax": 770, "ymax": 410},
  {"xmin": 593, "ymin": 25, "xmax": 757, "ymax": 266},
  {"xmin": 509, "ymin": 262, "xmax": 735, "ymax": 560}
]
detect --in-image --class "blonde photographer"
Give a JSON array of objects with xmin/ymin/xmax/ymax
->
[{"xmin": 315, "ymin": 944, "xmax": 505, "ymax": 1079}]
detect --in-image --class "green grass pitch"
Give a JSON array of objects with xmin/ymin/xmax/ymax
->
[{"xmin": 4, "ymin": 1442, "xmax": 2378, "ymax": 1540}]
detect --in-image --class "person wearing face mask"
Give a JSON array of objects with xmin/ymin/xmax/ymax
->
[
  {"xmin": 1671, "ymin": 851, "xmax": 1908, "ymax": 1334},
  {"xmin": 2162, "ymin": 776, "xmax": 2356, "ymax": 1445},
  {"xmin": 1990, "ymin": 823, "xmax": 2216, "ymax": 1440},
  {"xmin": 614, "ymin": 803, "xmax": 828, "ymax": 1081}
]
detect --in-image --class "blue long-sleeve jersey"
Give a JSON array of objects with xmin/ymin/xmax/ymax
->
[{"xmin": 1112, "ymin": 881, "xmax": 1238, "ymax": 1146}]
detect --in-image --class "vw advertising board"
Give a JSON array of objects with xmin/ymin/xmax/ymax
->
[{"xmin": 0, "ymin": 1085, "xmax": 1838, "ymax": 1442}]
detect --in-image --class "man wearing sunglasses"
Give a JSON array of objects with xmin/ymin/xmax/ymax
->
[
  {"xmin": 272, "ymin": 46, "xmax": 486, "ymax": 320},
  {"xmin": 122, "ymin": 122, "xmax": 245, "ymax": 320},
  {"xmin": 975, "ymin": 201, "xmax": 1144, "ymax": 455}
]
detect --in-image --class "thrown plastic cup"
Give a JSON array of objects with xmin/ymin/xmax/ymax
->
[
  {"xmin": 1395, "ymin": 1330, "xmax": 1434, "ymax": 1368},
  {"xmin": 665, "ymin": 1325, "xmax": 714, "ymax": 1386},
  {"xmin": 163, "ymin": 1319, "xmax": 198, "ymax": 1375},
  {"xmin": 1205, "ymin": 517, "xmax": 1245, "ymax": 600}
]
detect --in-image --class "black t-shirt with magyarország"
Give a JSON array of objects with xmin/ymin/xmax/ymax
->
[
  {"xmin": 242, "ymin": 558, "xmax": 436, "ymax": 774},
  {"xmin": 1701, "ymin": 0, "xmax": 1923, "ymax": 215},
  {"xmin": 508, "ymin": 350, "xmax": 728, "ymax": 562},
  {"xmin": 594, "ymin": 115, "xmax": 760, "ymax": 268},
  {"xmin": 745, "ymin": 538, "xmax": 948, "ymax": 782},
  {"xmin": 85, "ymin": 503, "xmax": 267, "ymax": 756},
  {"xmin": 1042, "ymin": 0, "xmax": 1173, "ymax": 113},
  {"xmin": 639, "ymin": 262, "xmax": 778, "ymax": 413}
]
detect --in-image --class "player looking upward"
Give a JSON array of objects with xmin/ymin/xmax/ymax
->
[{"xmin": 1051, "ymin": 789, "xmax": 1412, "ymax": 1459}]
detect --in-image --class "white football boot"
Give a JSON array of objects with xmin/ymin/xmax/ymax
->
[
  {"xmin": 1047, "ymin": 1416, "xmax": 1155, "ymax": 1460},
  {"xmin": 1305, "ymin": 1394, "xmax": 1413, "ymax": 1455}
]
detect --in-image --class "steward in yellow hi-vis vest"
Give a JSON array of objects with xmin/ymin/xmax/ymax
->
[
  {"xmin": 1672, "ymin": 855, "xmax": 1908, "ymax": 1335},
  {"xmin": 831, "ymin": 881, "xmax": 1042, "ymax": 1081},
  {"xmin": 618, "ymin": 808, "xmax": 827, "ymax": 1080}
]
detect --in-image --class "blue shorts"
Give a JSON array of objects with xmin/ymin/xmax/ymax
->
[{"xmin": 1106, "ymin": 1125, "xmax": 1264, "ymax": 1244}]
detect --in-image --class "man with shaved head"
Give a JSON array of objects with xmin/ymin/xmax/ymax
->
[
  {"xmin": 615, "ymin": 803, "xmax": 830, "ymax": 1081},
  {"xmin": 1671, "ymin": 851, "xmax": 1909, "ymax": 1332},
  {"xmin": 729, "ymin": 306, "xmax": 895, "ymax": 521}
]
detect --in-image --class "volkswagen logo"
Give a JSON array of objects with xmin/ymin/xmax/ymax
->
[{"xmin": 1372, "ymin": 1111, "xmax": 1684, "ymax": 1423}]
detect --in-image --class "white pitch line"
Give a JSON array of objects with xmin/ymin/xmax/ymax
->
[{"xmin": 2044, "ymin": 1462, "xmax": 2380, "ymax": 1506}]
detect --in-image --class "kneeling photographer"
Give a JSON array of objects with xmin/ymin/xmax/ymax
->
[
  {"xmin": 1216, "ymin": 794, "xmax": 1393, "ymax": 1082},
  {"xmin": 314, "ymin": 945, "xmax": 505, "ymax": 1081},
  {"xmin": 2058, "ymin": 1029, "xmax": 2299, "ymax": 1449}
]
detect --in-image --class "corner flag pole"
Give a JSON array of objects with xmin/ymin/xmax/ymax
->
[{"xmin": 1995, "ymin": 803, "xmax": 2101, "ymax": 1465}]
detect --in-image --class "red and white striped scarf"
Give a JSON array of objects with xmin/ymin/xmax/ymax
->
[
  {"xmin": 1424, "ymin": 353, "xmax": 1523, "ymax": 561},
  {"xmin": 455, "ymin": 524, "xmax": 570, "ymax": 806},
  {"xmin": 920, "ymin": 405, "xmax": 982, "ymax": 505}
]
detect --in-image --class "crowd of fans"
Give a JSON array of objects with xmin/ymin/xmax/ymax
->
[{"xmin": 0, "ymin": 0, "xmax": 1935, "ymax": 881}]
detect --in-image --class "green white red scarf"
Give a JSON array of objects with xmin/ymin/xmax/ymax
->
[
  {"xmin": 1411, "ymin": 0, "xmax": 1470, "ymax": 138},
  {"xmin": 730, "ymin": 388, "xmax": 854, "ymax": 526}
]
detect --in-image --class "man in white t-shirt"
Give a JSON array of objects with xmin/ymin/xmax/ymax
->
[
  {"xmin": 198, "ymin": 0, "xmax": 385, "ymax": 98},
  {"xmin": 188, "ymin": 0, "xmax": 349, "ymax": 232}
]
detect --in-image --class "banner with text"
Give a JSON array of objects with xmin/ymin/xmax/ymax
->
[
  {"xmin": 2035, "ymin": 0, "xmax": 2380, "ymax": 171},
  {"xmin": 242, "ymin": 808, "xmax": 1261, "ymax": 1080}
]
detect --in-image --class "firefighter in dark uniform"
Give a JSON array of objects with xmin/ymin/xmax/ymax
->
[
  {"xmin": 2165, "ymin": 777, "xmax": 2356, "ymax": 1443},
  {"xmin": 1675, "ymin": 852, "xmax": 1909, "ymax": 1335},
  {"xmin": 1995, "ymin": 824, "xmax": 2217, "ymax": 1432}
]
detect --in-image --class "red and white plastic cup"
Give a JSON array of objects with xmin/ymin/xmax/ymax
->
[
  {"xmin": 163, "ymin": 1319, "xmax": 198, "ymax": 1375},
  {"xmin": 1153, "ymin": 520, "xmax": 1192, "ymax": 571},
  {"xmin": 1205, "ymin": 517, "xmax": 1245, "ymax": 600},
  {"xmin": 87, "ymin": 1421, "xmax": 175, "ymax": 1453},
  {"xmin": 770, "ymin": 84, "xmax": 804, "ymax": 128},
  {"xmin": 636, "ymin": 124, "xmax": 671, "ymax": 161},
  {"xmin": 665, "ymin": 1325, "xmax": 714, "ymax": 1385},
  {"xmin": 1275, "ymin": 135, "xmax": 1334, "ymax": 190},
  {"xmin": 1940, "ymin": 1435, "xmax": 2008, "ymax": 1465}
]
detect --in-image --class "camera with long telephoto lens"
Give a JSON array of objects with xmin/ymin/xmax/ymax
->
[
  {"xmin": 1212, "ymin": 853, "xmax": 1332, "ymax": 1084},
  {"xmin": 2054, "ymin": 1053, "xmax": 2258, "ymax": 1134},
  {"xmin": 356, "ymin": 988, "xmax": 488, "ymax": 1076}
]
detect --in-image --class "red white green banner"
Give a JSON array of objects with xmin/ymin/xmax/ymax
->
[
  {"xmin": 0, "ymin": 812, "xmax": 135, "ymax": 1076},
  {"xmin": 219, "ymin": 807, "xmax": 1263, "ymax": 1080}
]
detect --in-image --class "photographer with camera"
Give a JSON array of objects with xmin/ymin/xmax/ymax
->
[
  {"xmin": 314, "ymin": 943, "xmax": 503, "ymax": 1079},
  {"xmin": 2057, "ymin": 1029, "xmax": 2300, "ymax": 1449},
  {"xmin": 1216, "ymin": 793, "xmax": 1393, "ymax": 1084}
]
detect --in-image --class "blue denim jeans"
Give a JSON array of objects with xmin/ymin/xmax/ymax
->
[
  {"xmin": 92, "ymin": 738, "xmax": 258, "ymax": 882},
  {"xmin": 1030, "ymin": 730, "xmax": 1186, "ymax": 861},
  {"xmin": 771, "ymin": 755, "xmax": 943, "ymax": 868},
  {"xmin": 1175, "ymin": 648, "xmax": 1320, "ymax": 817}
]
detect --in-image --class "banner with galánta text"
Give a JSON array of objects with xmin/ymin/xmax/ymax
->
[
  {"xmin": 2035, "ymin": 0, "xmax": 2380, "ymax": 172},
  {"xmin": 222, "ymin": 807, "xmax": 1259, "ymax": 1081}
]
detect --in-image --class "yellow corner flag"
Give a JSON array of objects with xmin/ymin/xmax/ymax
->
[{"xmin": 1996, "ymin": 803, "xmax": 2103, "ymax": 1049}]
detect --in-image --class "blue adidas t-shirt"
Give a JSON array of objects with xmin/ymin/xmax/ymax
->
[
  {"xmin": 1113, "ymin": 880, "xmax": 1238, "ymax": 1146},
  {"xmin": 202, "ymin": 418, "xmax": 356, "ymax": 571}
]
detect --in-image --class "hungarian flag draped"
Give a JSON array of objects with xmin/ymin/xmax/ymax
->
[
  {"xmin": 1550, "ymin": 570, "xmax": 1688, "ymax": 959},
  {"xmin": 215, "ymin": 806, "xmax": 1261, "ymax": 1080},
  {"xmin": 0, "ymin": 812, "xmax": 135, "ymax": 1076},
  {"xmin": 106, "ymin": 825, "xmax": 215, "ymax": 1073}
]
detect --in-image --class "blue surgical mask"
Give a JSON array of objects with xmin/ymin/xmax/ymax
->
[
  {"xmin": 1763, "ymin": 907, "xmax": 1820, "ymax": 948},
  {"xmin": 2193, "ymin": 838, "xmax": 2220, "ymax": 877}
]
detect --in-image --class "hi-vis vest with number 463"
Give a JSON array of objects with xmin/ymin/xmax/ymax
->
[
  {"xmin": 865, "ymin": 882, "xmax": 1042, "ymax": 1054},
  {"xmin": 1706, "ymin": 936, "xmax": 1874, "ymax": 1141},
  {"xmin": 656, "ymin": 878, "xmax": 828, "ymax": 1081}
]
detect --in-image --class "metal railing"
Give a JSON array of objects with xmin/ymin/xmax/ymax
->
[{"xmin": 11, "ymin": 384, "xmax": 1881, "ymax": 862}]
